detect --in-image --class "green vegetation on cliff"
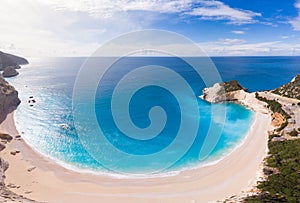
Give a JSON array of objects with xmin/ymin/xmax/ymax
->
[
  {"xmin": 245, "ymin": 139, "xmax": 300, "ymax": 203},
  {"xmin": 221, "ymin": 80, "xmax": 246, "ymax": 93},
  {"xmin": 255, "ymin": 93, "xmax": 290, "ymax": 132},
  {"xmin": 272, "ymin": 74, "xmax": 300, "ymax": 100}
]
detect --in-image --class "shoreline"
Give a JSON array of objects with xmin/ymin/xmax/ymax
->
[
  {"xmin": 16, "ymin": 111, "xmax": 256, "ymax": 180},
  {"xmin": 0, "ymin": 109, "xmax": 271, "ymax": 203}
]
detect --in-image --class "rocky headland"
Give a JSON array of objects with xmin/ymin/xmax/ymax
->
[
  {"xmin": 0, "ymin": 51, "xmax": 28, "ymax": 78},
  {"xmin": 202, "ymin": 75, "xmax": 300, "ymax": 202},
  {"xmin": 203, "ymin": 80, "xmax": 269, "ymax": 114},
  {"xmin": 0, "ymin": 77, "xmax": 21, "ymax": 123},
  {"xmin": 0, "ymin": 52, "xmax": 39, "ymax": 202},
  {"xmin": 203, "ymin": 76, "xmax": 300, "ymax": 138}
]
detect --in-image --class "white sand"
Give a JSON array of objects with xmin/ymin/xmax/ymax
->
[{"xmin": 0, "ymin": 111, "xmax": 271, "ymax": 203}]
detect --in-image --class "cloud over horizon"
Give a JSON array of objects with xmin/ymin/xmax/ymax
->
[
  {"xmin": 289, "ymin": 0, "xmax": 300, "ymax": 30},
  {"xmin": 0, "ymin": 0, "xmax": 299, "ymax": 57}
]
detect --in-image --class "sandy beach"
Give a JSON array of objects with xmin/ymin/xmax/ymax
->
[{"xmin": 0, "ymin": 110, "xmax": 271, "ymax": 203}]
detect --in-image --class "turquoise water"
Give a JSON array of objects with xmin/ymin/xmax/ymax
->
[{"xmin": 7, "ymin": 56, "xmax": 300, "ymax": 176}]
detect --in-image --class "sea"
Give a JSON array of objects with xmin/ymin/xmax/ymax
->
[{"xmin": 6, "ymin": 56, "xmax": 300, "ymax": 177}]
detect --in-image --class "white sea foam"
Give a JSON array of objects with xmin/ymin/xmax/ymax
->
[{"xmin": 15, "ymin": 112, "xmax": 255, "ymax": 180}]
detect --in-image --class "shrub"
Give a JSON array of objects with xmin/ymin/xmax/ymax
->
[
  {"xmin": 246, "ymin": 140, "xmax": 300, "ymax": 202},
  {"xmin": 289, "ymin": 129, "xmax": 298, "ymax": 137}
]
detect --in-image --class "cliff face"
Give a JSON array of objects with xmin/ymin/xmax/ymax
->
[
  {"xmin": 203, "ymin": 80, "xmax": 247, "ymax": 103},
  {"xmin": 0, "ymin": 52, "xmax": 34, "ymax": 202},
  {"xmin": 202, "ymin": 81, "xmax": 269, "ymax": 114},
  {"xmin": 0, "ymin": 51, "xmax": 28, "ymax": 70},
  {"xmin": 272, "ymin": 74, "xmax": 300, "ymax": 100},
  {"xmin": 0, "ymin": 76, "xmax": 21, "ymax": 122}
]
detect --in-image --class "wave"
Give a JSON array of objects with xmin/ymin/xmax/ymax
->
[{"xmin": 16, "ymin": 112, "xmax": 255, "ymax": 180}]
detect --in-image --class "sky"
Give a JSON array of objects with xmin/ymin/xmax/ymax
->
[{"xmin": 1, "ymin": 0, "xmax": 300, "ymax": 57}]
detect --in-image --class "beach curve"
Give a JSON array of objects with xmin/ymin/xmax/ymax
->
[{"xmin": 0, "ymin": 110, "xmax": 271, "ymax": 203}]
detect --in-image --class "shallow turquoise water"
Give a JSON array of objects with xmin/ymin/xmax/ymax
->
[{"xmin": 8, "ymin": 56, "xmax": 299, "ymax": 176}]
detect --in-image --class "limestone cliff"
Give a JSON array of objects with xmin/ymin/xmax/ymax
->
[
  {"xmin": 0, "ymin": 76, "xmax": 21, "ymax": 122},
  {"xmin": 203, "ymin": 80, "xmax": 247, "ymax": 103},
  {"xmin": 202, "ymin": 80, "xmax": 269, "ymax": 114}
]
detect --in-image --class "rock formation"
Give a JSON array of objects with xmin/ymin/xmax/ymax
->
[
  {"xmin": 0, "ymin": 76, "xmax": 21, "ymax": 123},
  {"xmin": 202, "ymin": 77, "xmax": 300, "ymax": 136},
  {"xmin": 202, "ymin": 80, "xmax": 247, "ymax": 103},
  {"xmin": 0, "ymin": 52, "xmax": 37, "ymax": 202},
  {"xmin": 272, "ymin": 74, "xmax": 300, "ymax": 100},
  {"xmin": 2, "ymin": 67, "xmax": 19, "ymax": 78},
  {"xmin": 0, "ymin": 145, "xmax": 39, "ymax": 203},
  {"xmin": 202, "ymin": 80, "xmax": 268, "ymax": 113},
  {"xmin": 0, "ymin": 51, "xmax": 28, "ymax": 71}
]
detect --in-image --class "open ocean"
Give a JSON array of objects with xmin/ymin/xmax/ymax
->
[{"xmin": 7, "ymin": 56, "xmax": 300, "ymax": 177}]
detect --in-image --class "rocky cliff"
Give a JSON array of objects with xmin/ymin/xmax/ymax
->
[
  {"xmin": 202, "ymin": 80, "xmax": 269, "ymax": 114},
  {"xmin": 0, "ymin": 51, "xmax": 28, "ymax": 70},
  {"xmin": 0, "ymin": 53, "xmax": 37, "ymax": 202},
  {"xmin": 272, "ymin": 74, "xmax": 300, "ymax": 100},
  {"xmin": 203, "ymin": 80, "xmax": 247, "ymax": 103},
  {"xmin": 0, "ymin": 76, "xmax": 21, "ymax": 122}
]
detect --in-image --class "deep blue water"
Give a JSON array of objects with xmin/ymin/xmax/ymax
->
[{"xmin": 7, "ymin": 56, "xmax": 300, "ymax": 176}]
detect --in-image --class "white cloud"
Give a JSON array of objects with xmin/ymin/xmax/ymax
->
[
  {"xmin": 280, "ymin": 35, "xmax": 295, "ymax": 40},
  {"xmin": 38, "ymin": 0, "xmax": 194, "ymax": 19},
  {"xmin": 218, "ymin": 38, "xmax": 246, "ymax": 45},
  {"xmin": 0, "ymin": 0, "xmax": 149, "ymax": 57},
  {"xmin": 199, "ymin": 40, "xmax": 300, "ymax": 56},
  {"xmin": 186, "ymin": 1, "xmax": 261, "ymax": 24},
  {"xmin": 40, "ymin": 0, "xmax": 261, "ymax": 25},
  {"xmin": 281, "ymin": 36, "xmax": 290, "ymax": 39},
  {"xmin": 289, "ymin": 0, "xmax": 300, "ymax": 30},
  {"xmin": 231, "ymin": 30, "xmax": 245, "ymax": 34},
  {"xmin": 290, "ymin": 17, "xmax": 300, "ymax": 31},
  {"xmin": 0, "ymin": 0, "xmax": 285, "ymax": 57}
]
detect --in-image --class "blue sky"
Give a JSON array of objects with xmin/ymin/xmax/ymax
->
[{"xmin": 1, "ymin": 0, "xmax": 300, "ymax": 56}]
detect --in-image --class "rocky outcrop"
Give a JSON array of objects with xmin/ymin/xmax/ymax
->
[
  {"xmin": 202, "ymin": 81, "xmax": 269, "ymax": 114},
  {"xmin": 0, "ymin": 51, "xmax": 28, "ymax": 71},
  {"xmin": 0, "ymin": 115, "xmax": 38, "ymax": 203},
  {"xmin": 2, "ymin": 67, "xmax": 19, "ymax": 78},
  {"xmin": 0, "ymin": 158, "xmax": 9, "ymax": 187},
  {"xmin": 272, "ymin": 74, "xmax": 300, "ymax": 100},
  {"xmin": 271, "ymin": 112, "xmax": 286, "ymax": 128},
  {"xmin": 202, "ymin": 83, "xmax": 225, "ymax": 103},
  {"xmin": 0, "ymin": 136, "xmax": 40, "ymax": 203},
  {"xmin": 0, "ymin": 155, "xmax": 39, "ymax": 202},
  {"xmin": 0, "ymin": 53, "xmax": 37, "ymax": 202},
  {"xmin": 0, "ymin": 76, "xmax": 21, "ymax": 122},
  {"xmin": 202, "ymin": 80, "xmax": 247, "ymax": 103},
  {"xmin": 0, "ymin": 133, "xmax": 13, "ymax": 142}
]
